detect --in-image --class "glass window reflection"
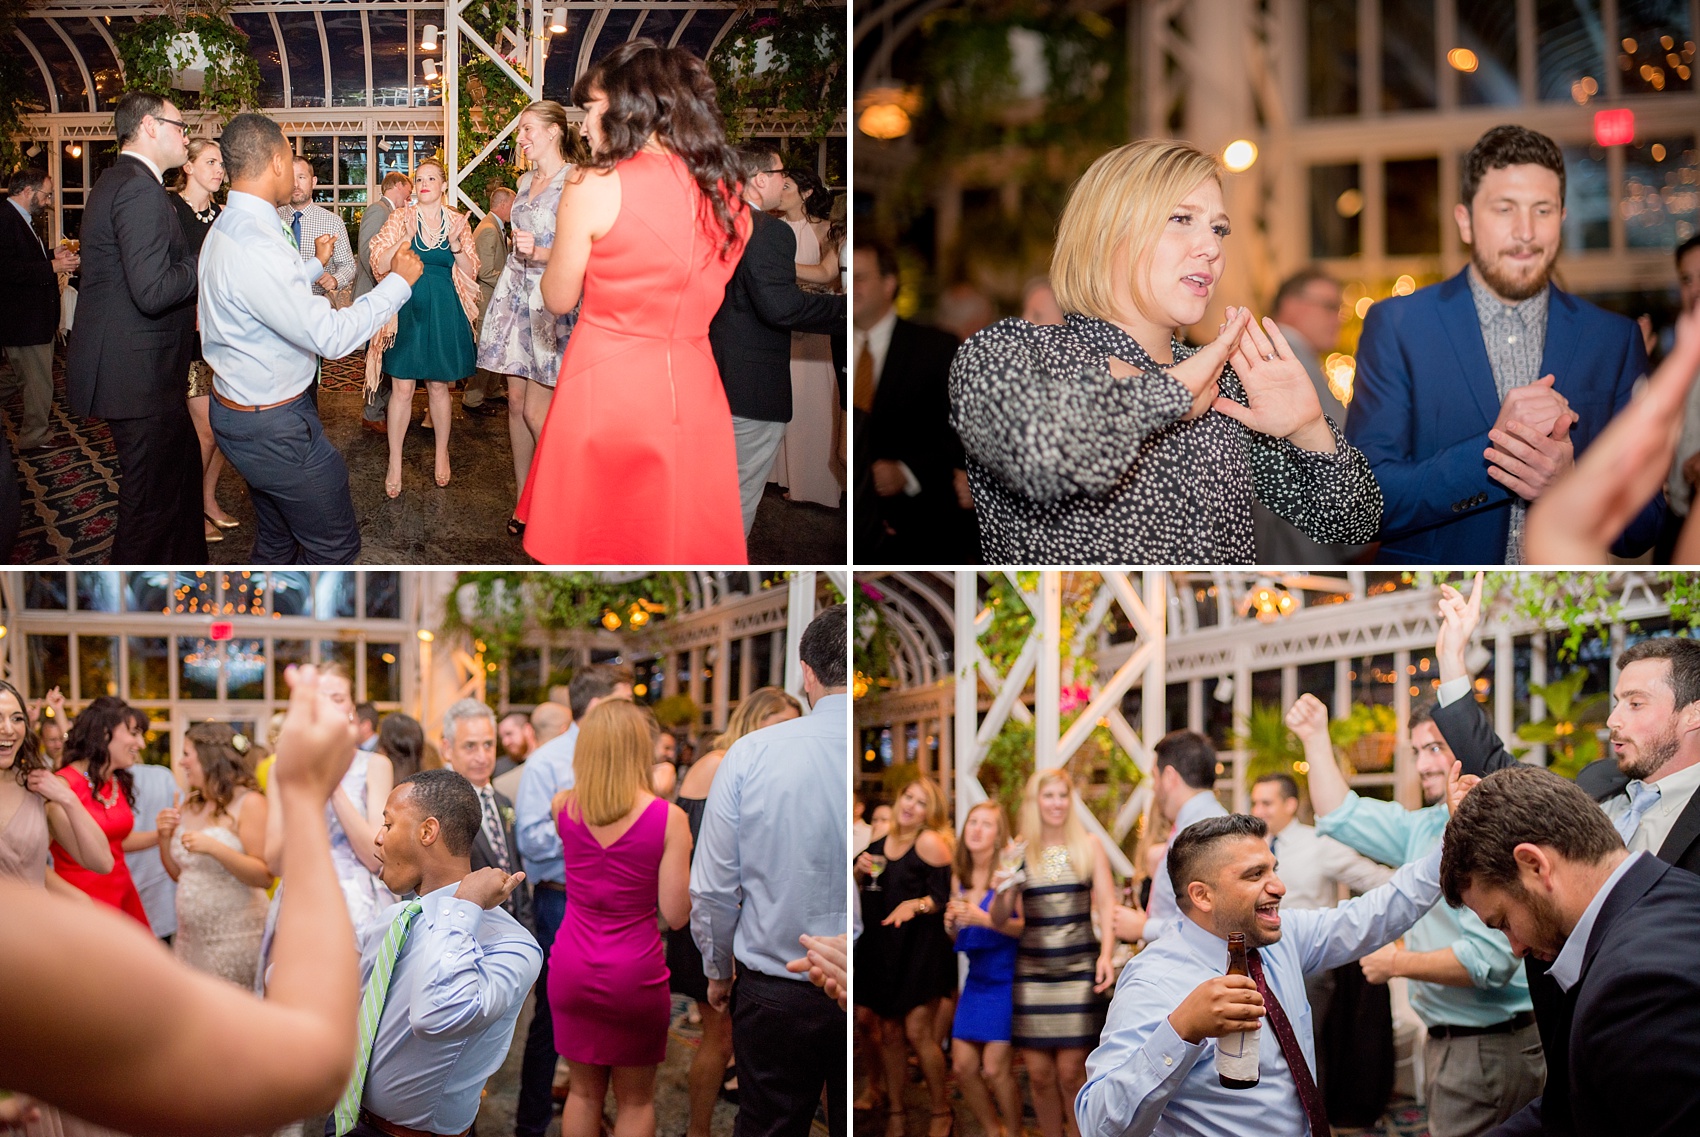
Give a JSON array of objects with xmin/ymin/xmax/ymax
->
[
  {"xmin": 77, "ymin": 571, "xmax": 121, "ymax": 613},
  {"xmin": 227, "ymin": 639, "xmax": 267, "ymax": 701},
  {"xmin": 179, "ymin": 637, "xmax": 220, "ymax": 700},
  {"xmin": 78, "ymin": 635, "xmax": 118, "ymax": 701},
  {"xmin": 129, "ymin": 637, "xmax": 170, "ymax": 701},
  {"xmin": 1624, "ymin": 136, "xmax": 1700, "ymax": 248},
  {"xmin": 1458, "ymin": 4, "xmax": 1521, "ymax": 106}
]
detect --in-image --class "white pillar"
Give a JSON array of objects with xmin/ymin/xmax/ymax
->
[
  {"xmin": 954, "ymin": 571, "xmax": 982, "ymax": 827},
  {"xmin": 784, "ymin": 571, "xmax": 815, "ymax": 699},
  {"xmin": 1034, "ymin": 573, "xmax": 1062, "ymax": 770}
]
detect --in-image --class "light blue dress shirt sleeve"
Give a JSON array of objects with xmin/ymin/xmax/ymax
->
[
  {"xmin": 1284, "ymin": 847, "xmax": 1444, "ymax": 976},
  {"xmin": 1444, "ymin": 903, "xmax": 1524, "ymax": 989},
  {"xmin": 513, "ymin": 728, "xmax": 573, "ymax": 882},
  {"xmin": 1314, "ymin": 791, "xmax": 1432, "ymax": 867},
  {"xmin": 690, "ymin": 742, "xmax": 745, "ymax": 982},
  {"xmin": 1077, "ymin": 970, "xmax": 1206, "ymax": 1137},
  {"xmin": 407, "ymin": 896, "xmax": 543, "ymax": 1040}
]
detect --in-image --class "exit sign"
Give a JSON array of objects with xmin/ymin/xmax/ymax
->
[
  {"xmin": 1594, "ymin": 108, "xmax": 1634, "ymax": 146},
  {"xmin": 210, "ymin": 622, "xmax": 234, "ymax": 642}
]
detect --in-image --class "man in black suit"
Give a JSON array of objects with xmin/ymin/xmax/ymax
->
[
  {"xmin": 2, "ymin": 168, "xmax": 79, "ymax": 453},
  {"xmin": 1440, "ymin": 765, "xmax": 1700, "ymax": 1136},
  {"xmin": 851, "ymin": 241, "xmax": 976, "ymax": 562},
  {"xmin": 441, "ymin": 697, "xmax": 532, "ymax": 929},
  {"xmin": 708, "ymin": 145, "xmax": 845, "ymax": 534},
  {"xmin": 65, "ymin": 90, "xmax": 202, "ymax": 562}
]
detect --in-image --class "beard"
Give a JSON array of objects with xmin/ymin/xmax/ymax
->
[
  {"xmin": 1616, "ymin": 721, "xmax": 1682, "ymax": 780},
  {"xmin": 1471, "ymin": 241, "xmax": 1559, "ymax": 302}
]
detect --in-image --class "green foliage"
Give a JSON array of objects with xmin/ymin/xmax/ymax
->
[
  {"xmin": 853, "ymin": 585, "xmax": 901, "ymax": 683},
  {"xmin": 977, "ymin": 710, "xmax": 1140, "ymax": 836},
  {"xmin": 1516, "ymin": 668, "xmax": 1610, "ymax": 780},
  {"xmin": 1327, "ymin": 703, "xmax": 1398, "ymax": 751},
  {"xmin": 116, "ymin": 15, "xmax": 261, "ymax": 122},
  {"xmin": 453, "ymin": 3, "xmax": 568, "ymax": 214},
  {"xmin": 710, "ymin": 0, "xmax": 845, "ymax": 147},
  {"xmin": 883, "ymin": 760, "xmax": 923, "ymax": 800},
  {"xmin": 441, "ymin": 572, "xmax": 687, "ymax": 660},
  {"xmin": 651, "ymin": 695, "xmax": 700, "ymax": 729},
  {"xmin": 1233, "ymin": 702, "xmax": 1307, "ymax": 794},
  {"xmin": 0, "ymin": 0, "xmax": 34, "ymax": 177}
]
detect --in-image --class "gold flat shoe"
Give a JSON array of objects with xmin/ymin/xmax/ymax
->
[{"xmin": 206, "ymin": 513, "xmax": 240, "ymax": 530}]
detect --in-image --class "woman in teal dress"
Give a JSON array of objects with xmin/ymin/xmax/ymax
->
[{"xmin": 368, "ymin": 159, "xmax": 481, "ymax": 497}]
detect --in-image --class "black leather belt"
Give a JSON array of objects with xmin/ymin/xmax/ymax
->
[
  {"xmin": 533, "ymin": 880, "xmax": 564, "ymax": 892},
  {"xmin": 1428, "ymin": 1011, "xmax": 1535, "ymax": 1040}
]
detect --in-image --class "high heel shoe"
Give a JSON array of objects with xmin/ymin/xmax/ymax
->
[
  {"xmin": 507, "ymin": 516, "xmax": 525, "ymax": 538},
  {"xmin": 435, "ymin": 457, "xmax": 451, "ymax": 488},
  {"xmin": 203, "ymin": 525, "xmax": 224, "ymax": 544},
  {"xmin": 385, "ymin": 471, "xmax": 402, "ymax": 499},
  {"xmin": 928, "ymin": 1110, "xmax": 955, "ymax": 1137},
  {"xmin": 205, "ymin": 512, "xmax": 239, "ymax": 530}
]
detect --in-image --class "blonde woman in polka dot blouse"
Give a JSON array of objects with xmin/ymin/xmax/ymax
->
[{"xmin": 949, "ymin": 139, "xmax": 1383, "ymax": 563}]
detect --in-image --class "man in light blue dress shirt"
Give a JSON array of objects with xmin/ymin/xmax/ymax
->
[
  {"xmin": 1077, "ymin": 813, "xmax": 1445, "ymax": 1137},
  {"xmin": 1289, "ymin": 693, "xmax": 1541, "ymax": 1136},
  {"xmin": 126, "ymin": 758, "xmax": 179, "ymax": 942},
  {"xmin": 199, "ymin": 114, "xmax": 420, "ymax": 564},
  {"xmin": 1142, "ymin": 731, "xmax": 1231, "ymax": 943},
  {"xmin": 692, "ymin": 603, "xmax": 849, "ymax": 1137},
  {"xmin": 343, "ymin": 768, "xmax": 539, "ymax": 1137},
  {"xmin": 510, "ymin": 665, "xmax": 631, "ymax": 1137}
]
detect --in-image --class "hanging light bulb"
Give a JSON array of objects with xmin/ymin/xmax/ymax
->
[
  {"xmin": 420, "ymin": 23, "xmax": 438, "ymax": 51},
  {"xmin": 549, "ymin": 7, "xmax": 568, "ymax": 34}
]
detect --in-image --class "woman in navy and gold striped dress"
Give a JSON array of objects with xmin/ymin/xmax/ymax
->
[{"xmin": 989, "ymin": 768, "xmax": 1116, "ymax": 1137}]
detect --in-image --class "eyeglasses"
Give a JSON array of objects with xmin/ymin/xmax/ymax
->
[{"xmin": 153, "ymin": 116, "xmax": 189, "ymax": 133}]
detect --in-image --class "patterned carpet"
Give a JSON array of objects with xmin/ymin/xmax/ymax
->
[{"xmin": 1, "ymin": 347, "xmax": 368, "ymax": 564}]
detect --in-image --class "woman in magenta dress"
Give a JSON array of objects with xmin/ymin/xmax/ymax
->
[
  {"xmin": 519, "ymin": 39, "xmax": 751, "ymax": 564},
  {"xmin": 548, "ymin": 700, "xmax": 692, "ymax": 1137},
  {"xmin": 52, "ymin": 695, "xmax": 152, "ymax": 927}
]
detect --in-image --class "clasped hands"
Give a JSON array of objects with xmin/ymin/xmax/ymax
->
[
  {"xmin": 1108, "ymin": 308, "xmax": 1333, "ymax": 452},
  {"xmin": 1484, "ymin": 375, "xmax": 1576, "ymax": 501}
]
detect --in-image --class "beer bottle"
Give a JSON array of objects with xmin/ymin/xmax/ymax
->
[{"xmin": 1216, "ymin": 933, "xmax": 1261, "ymax": 1089}]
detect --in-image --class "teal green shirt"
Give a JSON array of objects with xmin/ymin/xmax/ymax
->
[{"xmin": 1317, "ymin": 791, "xmax": 1531, "ymax": 1027}]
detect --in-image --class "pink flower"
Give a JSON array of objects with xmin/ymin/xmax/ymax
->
[
  {"xmin": 1059, "ymin": 683, "xmax": 1093, "ymax": 714},
  {"xmin": 859, "ymin": 583, "xmax": 886, "ymax": 602}
]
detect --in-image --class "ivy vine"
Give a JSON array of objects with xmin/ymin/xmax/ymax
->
[
  {"xmin": 0, "ymin": 0, "xmax": 35, "ymax": 177},
  {"xmin": 441, "ymin": 571, "xmax": 688, "ymax": 661},
  {"xmin": 116, "ymin": 14, "xmax": 260, "ymax": 122},
  {"xmin": 710, "ymin": 0, "xmax": 845, "ymax": 150}
]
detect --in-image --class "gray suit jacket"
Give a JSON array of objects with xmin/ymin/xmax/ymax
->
[
  {"xmin": 353, "ymin": 196, "xmax": 394, "ymax": 299},
  {"xmin": 472, "ymin": 212, "xmax": 508, "ymax": 321}
]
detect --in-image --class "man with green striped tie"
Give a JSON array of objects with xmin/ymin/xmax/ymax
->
[{"xmin": 332, "ymin": 768, "xmax": 542, "ymax": 1137}]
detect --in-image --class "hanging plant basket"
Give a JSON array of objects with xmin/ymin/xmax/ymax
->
[{"xmin": 116, "ymin": 14, "xmax": 260, "ymax": 122}]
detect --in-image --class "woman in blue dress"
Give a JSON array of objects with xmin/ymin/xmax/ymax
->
[
  {"xmin": 368, "ymin": 158, "xmax": 481, "ymax": 497},
  {"xmin": 945, "ymin": 800, "xmax": 1024, "ymax": 1137}
]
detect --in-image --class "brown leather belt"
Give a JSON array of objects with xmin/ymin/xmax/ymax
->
[
  {"xmin": 358, "ymin": 1108, "xmax": 469, "ymax": 1137},
  {"xmin": 214, "ymin": 390, "xmax": 301, "ymax": 413},
  {"xmin": 533, "ymin": 880, "xmax": 565, "ymax": 892}
]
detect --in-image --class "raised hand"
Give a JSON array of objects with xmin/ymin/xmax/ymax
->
[
  {"xmin": 313, "ymin": 232, "xmax": 335, "ymax": 267},
  {"xmin": 45, "ymin": 687, "xmax": 65, "ymax": 722},
  {"xmin": 454, "ymin": 866, "xmax": 527, "ymax": 910},
  {"xmin": 1445, "ymin": 759, "xmax": 1481, "ymax": 815},
  {"xmin": 390, "ymin": 245, "xmax": 424, "ymax": 287},
  {"xmin": 273, "ymin": 665, "xmax": 357, "ymax": 804},
  {"xmin": 1217, "ymin": 316, "xmax": 1332, "ymax": 450},
  {"xmin": 155, "ymin": 798, "xmax": 182, "ymax": 841},
  {"xmin": 1436, "ymin": 571, "xmax": 1485, "ymax": 684},
  {"xmin": 1527, "ymin": 310, "xmax": 1700, "ymax": 562},
  {"xmin": 1284, "ymin": 693, "xmax": 1331, "ymax": 747},
  {"xmin": 1137, "ymin": 306, "xmax": 1252, "ymax": 421}
]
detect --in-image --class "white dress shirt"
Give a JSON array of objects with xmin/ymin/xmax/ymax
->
[
  {"xmin": 1268, "ymin": 821, "xmax": 1393, "ymax": 911},
  {"xmin": 1143, "ymin": 789, "xmax": 1231, "ymax": 943},
  {"xmin": 1077, "ymin": 849, "xmax": 1443, "ymax": 1137},
  {"xmin": 357, "ymin": 881, "xmax": 542, "ymax": 1134},
  {"xmin": 691, "ymin": 692, "xmax": 849, "ymax": 982},
  {"xmin": 200, "ymin": 190, "xmax": 410, "ymax": 406}
]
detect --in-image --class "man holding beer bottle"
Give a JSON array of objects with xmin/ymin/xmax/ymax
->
[{"xmin": 1076, "ymin": 814, "xmax": 1444, "ymax": 1137}]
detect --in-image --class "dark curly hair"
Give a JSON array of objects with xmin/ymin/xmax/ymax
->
[
  {"xmin": 0, "ymin": 680, "xmax": 46, "ymax": 786},
  {"xmin": 572, "ymin": 39, "xmax": 745, "ymax": 258},
  {"xmin": 184, "ymin": 721, "xmax": 259, "ymax": 820},
  {"xmin": 785, "ymin": 164, "xmax": 833, "ymax": 222},
  {"xmin": 64, "ymin": 695, "xmax": 137, "ymax": 809}
]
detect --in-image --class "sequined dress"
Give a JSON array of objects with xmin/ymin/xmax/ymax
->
[
  {"xmin": 1012, "ymin": 843, "xmax": 1106, "ymax": 1049},
  {"xmin": 171, "ymin": 801, "xmax": 268, "ymax": 988}
]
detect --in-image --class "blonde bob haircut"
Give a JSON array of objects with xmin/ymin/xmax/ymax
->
[
  {"xmin": 568, "ymin": 699, "xmax": 658, "ymax": 827},
  {"xmin": 1017, "ymin": 767, "xmax": 1097, "ymax": 882},
  {"xmin": 712, "ymin": 686, "xmax": 803, "ymax": 752},
  {"xmin": 1050, "ymin": 139, "xmax": 1223, "ymax": 325}
]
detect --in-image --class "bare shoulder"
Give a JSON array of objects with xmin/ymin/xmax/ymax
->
[
  {"xmin": 680, "ymin": 749, "xmax": 727, "ymax": 796},
  {"xmin": 564, "ymin": 164, "xmax": 619, "ymax": 191},
  {"xmin": 916, "ymin": 828, "xmax": 954, "ymax": 866}
]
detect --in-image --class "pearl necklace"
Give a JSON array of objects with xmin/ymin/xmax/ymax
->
[{"xmin": 415, "ymin": 206, "xmax": 450, "ymax": 251}]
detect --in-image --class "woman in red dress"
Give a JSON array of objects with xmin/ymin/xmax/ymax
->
[
  {"xmin": 518, "ymin": 39, "xmax": 751, "ymax": 564},
  {"xmin": 52, "ymin": 695, "xmax": 152, "ymax": 928}
]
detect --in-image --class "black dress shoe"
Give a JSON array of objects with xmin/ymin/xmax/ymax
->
[{"xmin": 463, "ymin": 400, "xmax": 502, "ymax": 417}]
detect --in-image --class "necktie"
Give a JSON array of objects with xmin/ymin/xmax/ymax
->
[
  {"xmin": 332, "ymin": 900, "xmax": 424, "ymax": 1135},
  {"xmin": 291, "ymin": 210, "xmax": 304, "ymax": 253},
  {"xmin": 1614, "ymin": 780, "xmax": 1662, "ymax": 846},
  {"xmin": 853, "ymin": 342, "xmax": 876, "ymax": 412},
  {"xmin": 1245, "ymin": 948, "xmax": 1330, "ymax": 1137},
  {"xmin": 481, "ymin": 786, "xmax": 511, "ymax": 872}
]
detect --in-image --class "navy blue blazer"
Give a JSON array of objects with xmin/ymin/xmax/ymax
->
[
  {"xmin": 1347, "ymin": 269, "xmax": 1660, "ymax": 562},
  {"xmin": 1488, "ymin": 853, "xmax": 1700, "ymax": 1137}
]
